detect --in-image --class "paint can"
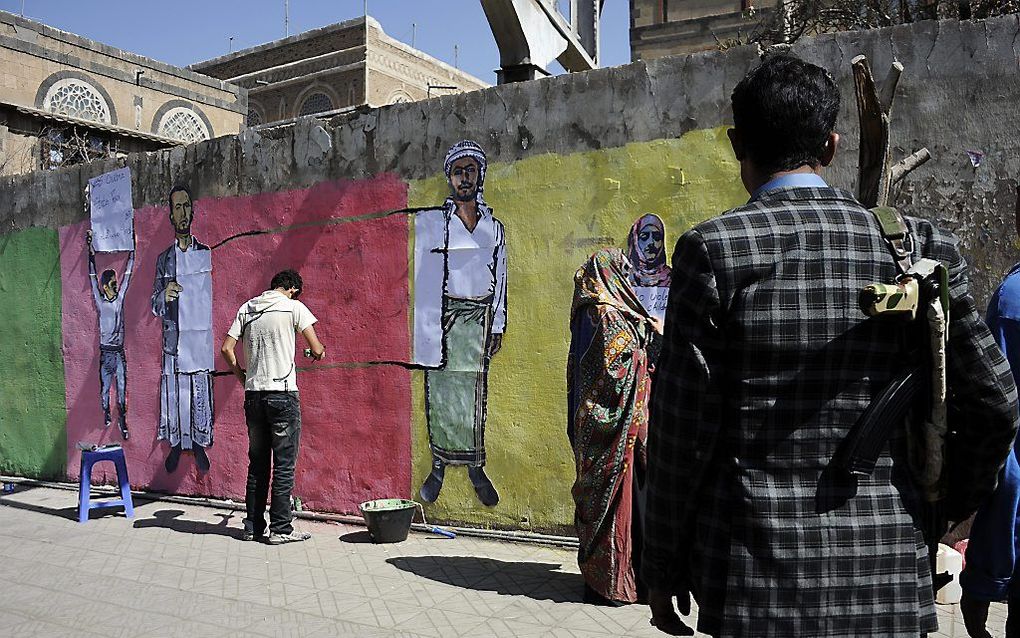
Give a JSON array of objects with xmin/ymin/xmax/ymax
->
[{"xmin": 359, "ymin": 499, "xmax": 416, "ymax": 543}]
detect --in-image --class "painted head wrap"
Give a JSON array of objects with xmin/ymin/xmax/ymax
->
[
  {"xmin": 626, "ymin": 213, "xmax": 671, "ymax": 287},
  {"xmin": 444, "ymin": 140, "xmax": 487, "ymax": 200}
]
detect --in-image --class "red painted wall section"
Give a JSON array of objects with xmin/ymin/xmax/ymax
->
[{"xmin": 59, "ymin": 175, "xmax": 412, "ymax": 514}]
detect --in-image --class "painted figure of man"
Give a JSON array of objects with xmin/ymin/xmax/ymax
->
[
  {"xmin": 152, "ymin": 185, "xmax": 214, "ymax": 473},
  {"xmin": 414, "ymin": 140, "xmax": 507, "ymax": 507},
  {"xmin": 86, "ymin": 229, "xmax": 134, "ymax": 440}
]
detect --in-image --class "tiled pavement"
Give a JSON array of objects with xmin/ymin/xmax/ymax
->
[{"xmin": 0, "ymin": 484, "xmax": 1008, "ymax": 637}]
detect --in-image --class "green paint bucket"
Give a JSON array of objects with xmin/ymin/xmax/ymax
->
[{"xmin": 358, "ymin": 498, "xmax": 417, "ymax": 543}]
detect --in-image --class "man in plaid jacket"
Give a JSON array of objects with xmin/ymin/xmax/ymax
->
[{"xmin": 643, "ymin": 54, "xmax": 1019, "ymax": 637}]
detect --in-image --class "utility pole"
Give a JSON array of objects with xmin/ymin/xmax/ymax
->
[
  {"xmin": 454, "ymin": 44, "xmax": 459, "ymax": 69},
  {"xmin": 285, "ymin": 0, "xmax": 290, "ymax": 37},
  {"xmin": 411, "ymin": 22, "xmax": 416, "ymax": 48},
  {"xmin": 228, "ymin": 36, "xmax": 234, "ymax": 53}
]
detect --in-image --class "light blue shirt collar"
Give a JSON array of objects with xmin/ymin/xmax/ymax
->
[{"xmin": 750, "ymin": 173, "xmax": 828, "ymax": 201}]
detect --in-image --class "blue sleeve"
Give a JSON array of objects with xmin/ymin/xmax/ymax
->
[{"xmin": 961, "ymin": 299, "xmax": 1020, "ymax": 601}]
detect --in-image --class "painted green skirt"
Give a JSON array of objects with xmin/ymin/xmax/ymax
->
[{"xmin": 425, "ymin": 296, "xmax": 492, "ymax": 466}]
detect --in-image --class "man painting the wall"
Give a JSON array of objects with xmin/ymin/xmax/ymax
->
[
  {"xmin": 221, "ymin": 269, "xmax": 325, "ymax": 545},
  {"xmin": 414, "ymin": 140, "xmax": 507, "ymax": 507},
  {"xmin": 86, "ymin": 229, "xmax": 134, "ymax": 440},
  {"xmin": 152, "ymin": 185, "xmax": 215, "ymax": 474}
]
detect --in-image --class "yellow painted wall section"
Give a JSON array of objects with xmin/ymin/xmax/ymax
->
[{"xmin": 407, "ymin": 128, "xmax": 747, "ymax": 531}]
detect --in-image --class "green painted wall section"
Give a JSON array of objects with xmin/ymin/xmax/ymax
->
[
  {"xmin": 407, "ymin": 128, "xmax": 747, "ymax": 531},
  {"xmin": 0, "ymin": 228, "xmax": 67, "ymax": 478}
]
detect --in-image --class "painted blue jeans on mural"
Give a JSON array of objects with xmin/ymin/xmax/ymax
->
[
  {"xmin": 98, "ymin": 345, "xmax": 127, "ymax": 436},
  {"xmin": 243, "ymin": 391, "xmax": 302, "ymax": 538}
]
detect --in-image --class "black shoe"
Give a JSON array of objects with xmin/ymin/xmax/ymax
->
[
  {"xmin": 164, "ymin": 446, "xmax": 182, "ymax": 473},
  {"xmin": 468, "ymin": 466, "xmax": 499, "ymax": 507},
  {"xmin": 194, "ymin": 446, "xmax": 210, "ymax": 473},
  {"xmin": 118, "ymin": 413, "xmax": 129, "ymax": 441},
  {"xmin": 419, "ymin": 461, "xmax": 445, "ymax": 503},
  {"xmin": 103, "ymin": 412, "xmax": 111, "ymax": 428}
]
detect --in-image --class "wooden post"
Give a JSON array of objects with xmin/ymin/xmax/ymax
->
[{"xmin": 853, "ymin": 56, "xmax": 929, "ymax": 208}]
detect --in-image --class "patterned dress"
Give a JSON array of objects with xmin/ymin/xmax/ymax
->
[{"xmin": 567, "ymin": 248, "xmax": 657, "ymax": 603}]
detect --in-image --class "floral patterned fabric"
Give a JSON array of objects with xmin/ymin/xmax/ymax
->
[{"xmin": 567, "ymin": 248, "xmax": 656, "ymax": 602}]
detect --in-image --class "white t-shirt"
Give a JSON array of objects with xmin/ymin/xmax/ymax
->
[{"xmin": 227, "ymin": 290, "xmax": 317, "ymax": 392}]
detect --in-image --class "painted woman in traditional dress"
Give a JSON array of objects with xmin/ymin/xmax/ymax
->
[
  {"xmin": 567, "ymin": 248, "xmax": 660, "ymax": 605},
  {"xmin": 626, "ymin": 213, "xmax": 671, "ymax": 288}
]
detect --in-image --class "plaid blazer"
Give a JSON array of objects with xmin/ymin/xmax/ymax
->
[{"xmin": 643, "ymin": 185, "xmax": 1018, "ymax": 637}]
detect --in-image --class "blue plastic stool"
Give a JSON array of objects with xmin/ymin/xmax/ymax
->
[{"xmin": 78, "ymin": 446, "xmax": 134, "ymax": 523}]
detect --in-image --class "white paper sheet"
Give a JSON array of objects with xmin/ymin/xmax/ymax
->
[
  {"xmin": 89, "ymin": 167, "xmax": 134, "ymax": 252},
  {"xmin": 413, "ymin": 210, "xmax": 446, "ymax": 368},
  {"xmin": 634, "ymin": 286, "xmax": 669, "ymax": 322},
  {"xmin": 176, "ymin": 248, "xmax": 213, "ymax": 372}
]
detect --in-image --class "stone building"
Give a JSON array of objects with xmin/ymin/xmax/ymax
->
[
  {"xmin": 631, "ymin": 0, "xmax": 760, "ymax": 59},
  {"xmin": 191, "ymin": 16, "xmax": 488, "ymax": 128},
  {"xmin": 0, "ymin": 10, "xmax": 246, "ymax": 176}
]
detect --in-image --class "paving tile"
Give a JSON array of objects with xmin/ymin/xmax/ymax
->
[
  {"xmin": 394, "ymin": 606, "xmax": 490, "ymax": 637},
  {"xmin": 287, "ymin": 590, "xmax": 374, "ymax": 618},
  {"xmin": 7, "ymin": 618, "xmax": 104, "ymax": 638},
  {"xmin": 0, "ymin": 486, "xmax": 1011, "ymax": 638}
]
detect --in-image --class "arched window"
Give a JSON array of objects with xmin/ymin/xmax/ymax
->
[
  {"xmin": 298, "ymin": 92, "xmax": 334, "ymax": 117},
  {"xmin": 388, "ymin": 91, "xmax": 413, "ymax": 105},
  {"xmin": 158, "ymin": 107, "xmax": 210, "ymax": 143},
  {"xmin": 247, "ymin": 107, "xmax": 263, "ymax": 127},
  {"xmin": 43, "ymin": 79, "xmax": 112, "ymax": 123}
]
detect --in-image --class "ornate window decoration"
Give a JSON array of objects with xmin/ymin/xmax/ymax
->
[
  {"xmin": 298, "ymin": 92, "xmax": 334, "ymax": 117},
  {"xmin": 388, "ymin": 91, "xmax": 413, "ymax": 105},
  {"xmin": 157, "ymin": 107, "xmax": 211, "ymax": 143},
  {"xmin": 43, "ymin": 79, "xmax": 112, "ymax": 124}
]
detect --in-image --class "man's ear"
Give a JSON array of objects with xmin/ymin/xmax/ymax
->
[
  {"xmin": 727, "ymin": 128, "xmax": 745, "ymax": 161},
  {"xmin": 820, "ymin": 132, "xmax": 839, "ymax": 167}
]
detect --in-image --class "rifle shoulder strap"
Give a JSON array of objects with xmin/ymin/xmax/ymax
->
[{"xmin": 870, "ymin": 206, "xmax": 914, "ymax": 275}]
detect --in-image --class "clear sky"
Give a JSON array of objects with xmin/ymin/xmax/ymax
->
[{"xmin": 0, "ymin": 0, "xmax": 632, "ymax": 84}]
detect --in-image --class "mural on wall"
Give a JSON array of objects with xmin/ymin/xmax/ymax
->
[
  {"xmin": 413, "ymin": 140, "xmax": 507, "ymax": 507},
  {"xmin": 34, "ymin": 129, "xmax": 741, "ymax": 528},
  {"xmin": 85, "ymin": 166, "xmax": 137, "ymax": 441},
  {"xmin": 86, "ymin": 230, "xmax": 134, "ymax": 440},
  {"xmin": 151, "ymin": 185, "xmax": 214, "ymax": 474},
  {"xmin": 626, "ymin": 213, "xmax": 671, "ymax": 322}
]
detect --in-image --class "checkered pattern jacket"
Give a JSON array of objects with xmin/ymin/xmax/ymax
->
[{"xmin": 643, "ymin": 186, "xmax": 1018, "ymax": 637}]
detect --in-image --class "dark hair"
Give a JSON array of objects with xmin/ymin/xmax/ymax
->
[
  {"xmin": 270, "ymin": 269, "xmax": 303, "ymax": 294},
  {"xmin": 168, "ymin": 184, "xmax": 193, "ymax": 210},
  {"xmin": 100, "ymin": 269, "xmax": 116, "ymax": 288},
  {"xmin": 731, "ymin": 54, "xmax": 841, "ymax": 175}
]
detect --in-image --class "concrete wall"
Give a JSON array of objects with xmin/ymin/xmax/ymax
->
[{"xmin": 0, "ymin": 15, "xmax": 1017, "ymax": 532}]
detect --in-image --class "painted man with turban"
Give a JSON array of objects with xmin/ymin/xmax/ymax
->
[{"xmin": 412, "ymin": 140, "xmax": 507, "ymax": 506}]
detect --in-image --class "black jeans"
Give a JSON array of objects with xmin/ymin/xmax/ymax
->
[{"xmin": 244, "ymin": 391, "xmax": 302, "ymax": 535}]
